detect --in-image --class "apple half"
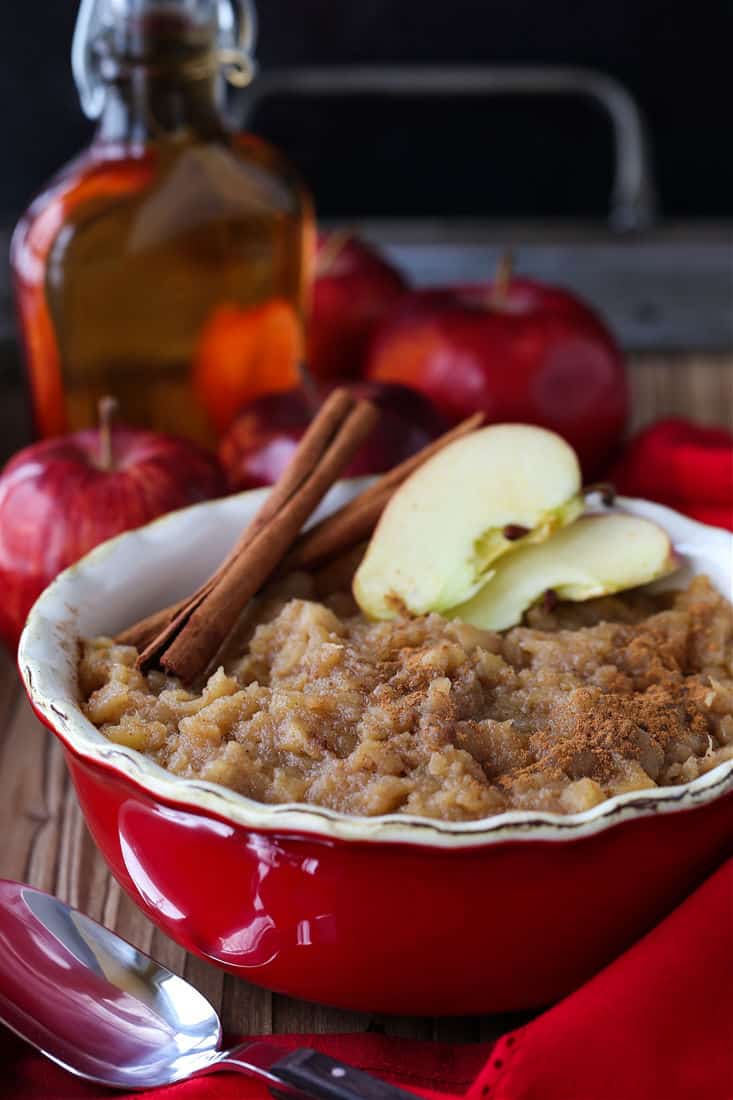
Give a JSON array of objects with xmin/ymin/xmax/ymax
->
[
  {"xmin": 353, "ymin": 423, "xmax": 583, "ymax": 618},
  {"xmin": 450, "ymin": 513, "xmax": 680, "ymax": 631}
]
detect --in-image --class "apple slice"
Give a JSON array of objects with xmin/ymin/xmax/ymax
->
[
  {"xmin": 353, "ymin": 423, "xmax": 583, "ymax": 618},
  {"xmin": 450, "ymin": 513, "xmax": 680, "ymax": 631}
]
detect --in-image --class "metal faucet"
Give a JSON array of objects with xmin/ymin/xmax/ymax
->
[{"xmin": 242, "ymin": 65, "xmax": 656, "ymax": 233}]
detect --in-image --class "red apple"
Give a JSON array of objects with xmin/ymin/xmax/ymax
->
[
  {"xmin": 0, "ymin": 412, "xmax": 226, "ymax": 650},
  {"xmin": 366, "ymin": 268, "xmax": 628, "ymax": 476},
  {"xmin": 309, "ymin": 233, "xmax": 408, "ymax": 379},
  {"xmin": 219, "ymin": 380, "xmax": 447, "ymax": 491}
]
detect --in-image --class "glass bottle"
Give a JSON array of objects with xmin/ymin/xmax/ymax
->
[{"xmin": 12, "ymin": 0, "xmax": 313, "ymax": 445}]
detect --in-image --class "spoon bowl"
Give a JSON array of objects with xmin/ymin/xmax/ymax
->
[
  {"xmin": 0, "ymin": 879, "xmax": 222, "ymax": 1088},
  {"xmin": 0, "ymin": 879, "xmax": 414, "ymax": 1098}
]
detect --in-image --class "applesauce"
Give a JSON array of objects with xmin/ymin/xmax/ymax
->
[{"xmin": 80, "ymin": 574, "xmax": 733, "ymax": 819}]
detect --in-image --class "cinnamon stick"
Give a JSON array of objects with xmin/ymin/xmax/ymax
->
[
  {"xmin": 281, "ymin": 411, "xmax": 484, "ymax": 573},
  {"xmin": 119, "ymin": 389, "xmax": 357, "ymax": 653},
  {"xmin": 117, "ymin": 601, "xmax": 184, "ymax": 651},
  {"xmin": 138, "ymin": 393, "xmax": 378, "ymax": 682}
]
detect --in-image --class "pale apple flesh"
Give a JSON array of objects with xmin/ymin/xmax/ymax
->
[
  {"xmin": 450, "ymin": 513, "xmax": 680, "ymax": 631},
  {"xmin": 353, "ymin": 423, "xmax": 583, "ymax": 619}
]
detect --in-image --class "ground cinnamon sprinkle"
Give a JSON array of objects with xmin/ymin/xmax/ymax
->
[
  {"xmin": 80, "ymin": 574, "xmax": 733, "ymax": 820},
  {"xmin": 520, "ymin": 682, "xmax": 710, "ymax": 786}
]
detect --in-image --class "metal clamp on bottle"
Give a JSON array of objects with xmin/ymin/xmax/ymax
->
[{"xmin": 72, "ymin": 0, "xmax": 258, "ymax": 119}]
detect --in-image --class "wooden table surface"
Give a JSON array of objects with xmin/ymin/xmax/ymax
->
[{"xmin": 0, "ymin": 353, "xmax": 731, "ymax": 1043}]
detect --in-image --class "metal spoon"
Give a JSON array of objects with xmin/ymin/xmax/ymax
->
[{"xmin": 0, "ymin": 879, "xmax": 416, "ymax": 1099}]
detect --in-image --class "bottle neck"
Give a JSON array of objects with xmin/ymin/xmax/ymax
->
[
  {"xmin": 97, "ymin": 67, "xmax": 226, "ymax": 143},
  {"xmin": 93, "ymin": 11, "xmax": 228, "ymax": 144}
]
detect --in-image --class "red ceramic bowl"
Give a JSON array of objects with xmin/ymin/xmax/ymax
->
[{"xmin": 18, "ymin": 485, "xmax": 733, "ymax": 1015}]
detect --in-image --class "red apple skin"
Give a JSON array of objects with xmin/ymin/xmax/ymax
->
[
  {"xmin": 366, "ymin": 279, "xmax": 628, "ymax": 476},
  {"xmin": 219, "ymin": 381, "xmax": 447, "ymax": 492},
  {"xmin": 309, "ymin": 235, "xmax": 408, "ymax": 379},
  {"xmin": 0, "ymin": 428, "xmax": 226, "ymax": 651}
]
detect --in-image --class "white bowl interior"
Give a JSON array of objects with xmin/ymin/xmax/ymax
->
[{"xmin": 18, "ymin": 485, "xmax": 733, "ymax": 848}]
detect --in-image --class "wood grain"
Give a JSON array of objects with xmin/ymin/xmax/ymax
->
[
  {"xmin": 0, "ymin": 355, "xmax": 730, "ymax": 1042},
  {"xmin": 628, "ymin": 353, "xmax": 733, "ymax": 431}
]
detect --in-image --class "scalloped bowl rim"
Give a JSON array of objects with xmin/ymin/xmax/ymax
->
[{"xmin": 17, "ymin": 482, "xmax": 733, "ymax": 849}]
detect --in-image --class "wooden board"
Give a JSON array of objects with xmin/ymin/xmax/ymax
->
[{"xmin": 0, "ymin": 354, "xmax": 730, "ymax": 1041}]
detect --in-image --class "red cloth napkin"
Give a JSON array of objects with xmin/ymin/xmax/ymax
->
[
  {"xmin": 3, "ymin": 857, "xmax": 732, "ymax": 1100},
  {"xmin": 611, "ymin": 418, "xmax": 733, "ymax": 530}
]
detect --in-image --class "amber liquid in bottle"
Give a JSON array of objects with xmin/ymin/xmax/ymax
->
[{"xmin": 12, "ymin": 12, "xmax": 313, "ymax": 445}]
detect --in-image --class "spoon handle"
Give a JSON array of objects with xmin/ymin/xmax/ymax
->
[{"xmin": 270, "ymin": 1048, "xmax": 420, "ymax": 1100}]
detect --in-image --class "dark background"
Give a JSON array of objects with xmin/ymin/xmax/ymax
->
[{"xmin": 1, "ymin": 0, "xmax": 732, "ymax": 224}]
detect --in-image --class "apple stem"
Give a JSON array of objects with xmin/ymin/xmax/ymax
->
[
  {"xmin": 98, "ymin": 396, "xmax": 118, "ymax": 471},
  {"xmin": 297, "ymin": 362, "xmax": 322, "ymax": 416},
  {"xmin": 315, "ymin": 228, "xmax": 354, "ymax": 278},
  {"xmin": 491, "ymin": 250, "xmax": 515, "ymax": 308}
]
